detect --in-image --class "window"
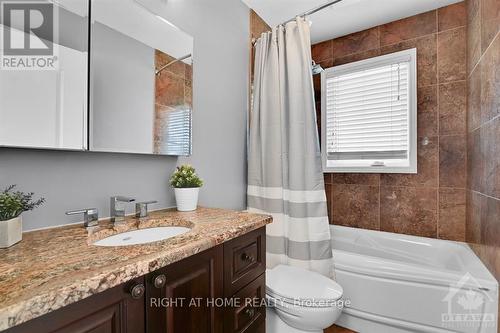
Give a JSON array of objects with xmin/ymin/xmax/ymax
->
[
  {"xmin": 321, "ymin": 49, "xmax": 417, "ymax": 173},
  {"xmin": 156, "ymin": 107, "xmax": 192, "ymax": 156}
]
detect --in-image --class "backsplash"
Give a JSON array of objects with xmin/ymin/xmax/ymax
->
[
  {"xmin": 313, "ymin": 2, "xmax": 468, "ymax": 240},
  {"xmin": 465, "ymin": 0, "xmax": 500, "ymax": 279}
]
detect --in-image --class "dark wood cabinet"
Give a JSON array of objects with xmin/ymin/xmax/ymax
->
[
  {"xmin": 5, "ymin": 228, "xmax": 266, "ymax": 333},
  {"xmin": 223, "ymin": 274, "xmax": 265, "ymax": 333},
  {"xmin": 146, "ymin": 246, "xmax": 224, "ymax": 333},
  {"xmin": 223, "ymin": 228, "xmax": 265, "ymax": 297},
  {"xmin": 223, "ymin": 229, "xmax": 266, "ymax": 333},
  {"xmin": 7, "ymin": 277, "xmax": 146, "ymax": 333}
]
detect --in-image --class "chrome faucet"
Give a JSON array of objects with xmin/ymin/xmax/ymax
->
[
  {"xmin": 110, "ymin": 196, "xmax": 135, "ymax": 223},
  {"xmin": 135, "ymin": 200, "xmax": 158, "ymax": 218},
  {"xmin": 66, "ymin": 208, "xmax": 99, "ymax": 228}
]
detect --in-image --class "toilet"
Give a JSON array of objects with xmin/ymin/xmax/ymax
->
[{"xmin": 265, "ymin": 265, "xmax": 344, "ymax": 333}]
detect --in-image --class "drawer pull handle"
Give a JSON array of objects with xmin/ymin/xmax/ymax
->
[
  {"xmin": 154, "ymin": 274, "xmax": 167, "ymax": 289},
  {"xmin": 245, "ymin": 308, "xmax": 255, "ymax": 318},
  {"xmin": 130, "ymin": 283, "xmax": 145, "ymax": 300},
  {"xmin": 241, "ymin": 253, "xmax": 255, "ymax": 262}
]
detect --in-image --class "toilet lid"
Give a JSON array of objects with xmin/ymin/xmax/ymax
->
[{"xmin": 266, "ymin": 265, "xmax": 343, "ymax": 306}]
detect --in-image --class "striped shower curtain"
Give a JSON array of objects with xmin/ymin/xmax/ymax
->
[{"xmin": 247, "ymin": 18, "xmax": 334, "ymax": 277}]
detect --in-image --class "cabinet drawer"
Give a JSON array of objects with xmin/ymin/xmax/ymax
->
[
  {"xmin": 224, "ymin": 274, "xmax": 266, "ymax": 333},
  {"xmin": 223, "ymin": 227, "xmax": 266, "ymax": 296}
]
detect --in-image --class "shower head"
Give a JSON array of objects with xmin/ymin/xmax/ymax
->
[{"xmin": 312, "ymin": 61, "xmax": 323, "ymax": 75}]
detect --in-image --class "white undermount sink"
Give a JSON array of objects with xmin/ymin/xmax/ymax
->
[{"xmin": 93, "ymin": 226, "xmax": 191, "ymax": 247}]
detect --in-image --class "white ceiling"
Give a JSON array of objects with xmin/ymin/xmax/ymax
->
[{"xmin": 243, "ymin": 0, "xmax": 462, "ymax": 44}]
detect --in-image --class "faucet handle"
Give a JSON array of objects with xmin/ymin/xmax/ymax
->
[
  {"xmin": 112, "ymin": 196, "xmax": 135, "ymax": 203},
  {"xmin": 66, "ymin": 208, "xmax": 99, "ymax": 228},
  {"xmin": 135, "ymin": 201, "xmax": 158, "ymax": 218}
]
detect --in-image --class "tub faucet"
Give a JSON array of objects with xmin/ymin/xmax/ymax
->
[{"xmin": 110, "ymin": 196, "xmax": 135, "ymax": 223}]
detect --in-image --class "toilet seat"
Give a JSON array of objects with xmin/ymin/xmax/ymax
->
[
  {"xmin": 265, "ymin": 265, "xmax": 345, "ymax": 332},
  {"xmin": 266, "ymin": 265, "xmax": 343, "ymax": 308}
]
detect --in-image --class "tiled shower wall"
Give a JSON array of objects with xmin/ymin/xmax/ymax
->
[
  {"xmin": 466, "ymin": 0, "xmax": 500, "ymax": 280},
  {"xmin": 312, "ymin": 3, "xmax": 469, "ymax": 241}
]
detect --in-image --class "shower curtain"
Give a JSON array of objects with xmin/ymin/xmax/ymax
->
[{"xmin": 247, "ymin": 18, "xmax": 334, "ymax": 277}]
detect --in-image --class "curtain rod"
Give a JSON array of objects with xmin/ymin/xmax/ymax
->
[
  {"xmin": 251, "ymin": 0, "xmax": 344, "ymax": 46},
  {"xmin": 155, "ymin": 54, "xmax": 192, "ymax": 76},
  {"xmin": 279, "ymin": 0, "xmax": 344, "ymax": 26}
]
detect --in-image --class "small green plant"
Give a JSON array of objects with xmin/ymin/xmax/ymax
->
[
  {"xmin": 0, "ymin": 185, "xmax": 45, "ymax": 221},
  {"xmin": 170, "ymin": 165, "xmax": 204, "ymax": 188}
]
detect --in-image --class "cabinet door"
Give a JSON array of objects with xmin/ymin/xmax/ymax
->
[
  {"xmin": 146, "ymin": 246, "xmax": 223, "ymax": 333},
  {"xmin": 7, "ymin": 277, "xmax": 146, "ymax": 333},
  {"xmin": 224, "ymin": 274, "xmax": 266, "ymax": 333}
]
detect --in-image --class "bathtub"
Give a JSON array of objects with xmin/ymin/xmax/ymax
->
[{"xmin": 331, "ymin": 225, "xmax": 498, "ymax": 333}]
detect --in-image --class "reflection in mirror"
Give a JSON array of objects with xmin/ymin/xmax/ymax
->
[
  {"xmin": 0, "ymin": 0, "xmax": 88, "ymax": 150},
  {"xmin": 90, "ymin": 0, "xmax": 193, "ymax": 155}
]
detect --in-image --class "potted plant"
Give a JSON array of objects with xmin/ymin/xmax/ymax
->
[
  {"xmin": 0, "ymin": 185, "xmax": 44, "ymax": 248},
  {"xmin": 170, "ymin": 165, "xmax": 203, "ymax": 212}
]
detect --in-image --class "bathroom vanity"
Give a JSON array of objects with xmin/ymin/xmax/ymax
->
[{"xmin": 0, "ymin": 208, "xmax": 271, "ymax": 333}]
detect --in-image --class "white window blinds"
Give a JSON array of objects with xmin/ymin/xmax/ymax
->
[
  {"xmin": 163, "ymin": 107, "xmax": 192, "ymax": 156},
  {"xmin": 321, "ymin": 49, "xmax": 417, "ymax": 173}
]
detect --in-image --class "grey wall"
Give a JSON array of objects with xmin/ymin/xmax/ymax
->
[
  {"xmin": 0, "ymin": 0, "xmax": 250, "ymax": 231},
  {"xmin": 158, "ymin": 0, "xmax": 250, "ymax": 211},
  {"xmin": 1, "ymin": 4, "xmax": 88, "ymax": 51},
  {"xmin": 91, "ymin": 23, "xmax": 155, "ymax": 153}
]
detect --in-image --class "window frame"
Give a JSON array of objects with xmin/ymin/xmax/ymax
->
[{"xmin": 321, "ymin": 48, "xmax": 418, "ymax": 174}]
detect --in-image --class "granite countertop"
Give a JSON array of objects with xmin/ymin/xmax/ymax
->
[{"xmin": 0, "ymin": 207, "xmax": 272, "ymax": 331}]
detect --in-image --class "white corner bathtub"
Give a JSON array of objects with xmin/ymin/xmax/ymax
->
[{"xmin": 331, "ymin": 225, "xmax": 498, "ymax": 333}]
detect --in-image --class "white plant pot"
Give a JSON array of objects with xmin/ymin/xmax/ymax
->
[
  {"xmin": 174, "ymin": 188, "xmax": 200, "ymax": 212},
  {"xmin": 0, "ymin": 216, "xmax": 22, "ymax": 248}
]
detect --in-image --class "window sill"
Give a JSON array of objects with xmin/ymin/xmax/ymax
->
[{"xmin": 323, "ymin": 165, "xmax": 417, "ymax": 174}]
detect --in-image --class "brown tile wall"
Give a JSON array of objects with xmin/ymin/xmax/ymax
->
[
  {"xmin": 312, "ymin": 2, "xmax": 468, "ymax": 241},
  {"xmin": 466, "ymin": 0, "xmax": 500, "ymax": 286},
  {"xmin": 249, "ymin": 10, "xmax": 271, "ymax": 121},
  {"xmin": 250, "ymin": 10, "xmax": 271, "ymax": 81}
]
